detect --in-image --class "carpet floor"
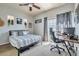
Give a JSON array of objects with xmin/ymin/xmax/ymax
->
[
  {"xmin": 20, "ymin": 42, "xmax": 77, "ymax": 56},
  {"xmin": 0, "ymin": 42, "xmax": 79, "ymax": 56}
]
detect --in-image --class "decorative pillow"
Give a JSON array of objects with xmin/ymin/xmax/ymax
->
[
  {"xmin": 23, "ymin": 31, "xmax": 29, "ymax": 35},
  {"xmin": 12, "ymin": 32, "xmax": 18, "ymax": 36},
  {"xmin": 18, "ymin": 31, "xmax": 23, "ymax": 36}
]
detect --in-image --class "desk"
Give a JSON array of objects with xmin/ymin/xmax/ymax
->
[
  {"xmin": 61, "ymin": 35, "xmax": 79, "ymax": 56},
  {"xmin": 60, "ymin": 34, "xmax": 79, "ymax": 42}
]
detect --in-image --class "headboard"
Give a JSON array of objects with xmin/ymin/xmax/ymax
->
[{"xmin": 9, "ymin": 30, "xmax": 29, "ymax": 36}]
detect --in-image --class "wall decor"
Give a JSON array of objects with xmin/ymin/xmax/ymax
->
[
  {"xmin": 23, "ymin": 19, "xmax": 27, "ymax": 28},
  {"xmin": 29, "ymin": 23, "xmax": 32, "ymax": 28},
  {"xmin": 24, "ymin": 22, "xmax": 27, "ymax": 27},
  {"xmin": 0, "ymin": 17, "xmax": 4, "ymax": 27},
  {"xmin": 8, "ymin": 20, "xmax": 14, "ymax": 25},
  {"xmin": 16, "ymin": 18, "xmax": 22, "ymax": 24},
  {"xmin": 35, "ymin": 19, "xmax": 42, "ymax": 24},
  {"xmin": 7, "ymin": 15, "xmax": 14, "ymax": 26}
]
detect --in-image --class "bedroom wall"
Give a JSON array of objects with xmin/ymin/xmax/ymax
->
[
  {"xmin": 0, "ymin": 4, "xmax": 33, "ymax": 45},
  {"xmin": 33, "ymin": 3, "xmax": 75, "ymax": 40}
]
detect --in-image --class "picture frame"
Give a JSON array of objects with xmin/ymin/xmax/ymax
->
[
  {"xmin": 28, "ymin": 23, "xmax": 32, "ymax": 28},
  {"xmin": 7, "ymin": 15, "xmax": 14, "ymax": 26},
  {"xmin": 16, "ymin": 18, "xmax": 22, "ymax": 24},
  {"xmin": 0, "ymin": 17, "xmax": 4, "ymax": 27},
  {"xmin": 35, "ymin": 19, "xmax": 42, "ymax": 24}
]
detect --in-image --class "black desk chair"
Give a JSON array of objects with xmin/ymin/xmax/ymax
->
[{"xmin": 50, "ymin": 31, "xmax": 65, "ymax": 54}]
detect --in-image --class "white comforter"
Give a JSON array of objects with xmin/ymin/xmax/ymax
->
[{"xmin": 9, "ymin": 34, "xmax": 41, "ymax": 49}]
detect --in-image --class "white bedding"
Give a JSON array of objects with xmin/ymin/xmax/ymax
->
[{"xmin": 9, "ymin": 34, "xmax": 41, "ymax": 49}]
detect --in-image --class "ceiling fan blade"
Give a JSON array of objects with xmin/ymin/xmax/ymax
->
[
  {"xmin": 33, "ymin": 4, "xmax": 40, "ymax": 9},
  {"xmin": 19, "ymin": 3, "xmax": 29, "ymax": 6},
  {"xmin": 29, "ymin": 7, "xmax": 32, "ymax": 11}
]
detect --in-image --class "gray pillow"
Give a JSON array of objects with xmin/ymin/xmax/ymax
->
[
  {"xmin": 12, "ymin": 32, "xmax": 18, "ymax": 36},
  {"xmin": 18, "ymin": 31, "xmax": 23, "ymax": 36}
]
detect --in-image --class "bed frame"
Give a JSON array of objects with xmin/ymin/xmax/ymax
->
[
  {"xmin": 9, "ymin": 30, "xmax": 39, "ymax": 56},
  {"xmin": 16, "ymin": 41, "xmax": 38, "ymax": 56}
]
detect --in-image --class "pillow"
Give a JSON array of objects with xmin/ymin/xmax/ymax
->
[
  {"xmin": 18, "ymin": 31, "xmax": 23, "ymax": 36},
  {"xmin": 23, "ymin": 31, "xmax": 29, "ymax": 35},
  {"xmin": 12, "ymin": 32, "xmax": 18, "ymax": 36}
]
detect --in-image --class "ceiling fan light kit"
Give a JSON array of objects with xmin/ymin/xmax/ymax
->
[{"xmin": 19, "ymin": 3, "xmax": 40, "ymax": 11}]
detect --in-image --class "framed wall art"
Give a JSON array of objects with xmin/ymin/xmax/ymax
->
[
  {"xmin": 28, "ymin": 22, "xmax": 32, "ymax": 28},
  {"xmin": 35, "ymin": 19, "xmax": 42, "ymax": 24},
  {"xmin": 7, "ymin": 15, "xmax": 14, "ymax": 26},
  {"xmin": 16, "ymin": 18, "xmax": 22, "ymax": 24},
  {"xmin": 0, "ymin": 17, "xmax": 5, "ymax": 27}
]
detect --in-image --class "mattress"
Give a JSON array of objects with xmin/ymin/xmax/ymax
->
[{"xmin": 9, "ymin": 34, "xmax": 41, "ymax": 49}]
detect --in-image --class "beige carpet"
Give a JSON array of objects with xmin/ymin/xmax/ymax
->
[{"xmin": 20, "ymin": 42, "xmax": 74, "ymax": 56}]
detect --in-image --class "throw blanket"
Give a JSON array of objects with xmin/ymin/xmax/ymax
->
[{"xmin": 9, "ymin": 34, "xmax": 41, "ymax": 49}]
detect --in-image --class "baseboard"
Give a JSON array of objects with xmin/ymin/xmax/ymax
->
[{"xmin": 0, "ymin": 42, "xmax": 9, "ymax": 46}]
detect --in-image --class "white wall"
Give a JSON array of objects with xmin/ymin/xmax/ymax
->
[
  {"xmin": 33, "ymin": 3, "xmax": 75, "ymax": 39},
  {"xmin": 0, "ymin": 3, "xmax": 75, "ymax": 45},
  {"xmin": 0, "ymin": 4, "xmax": 33, "ymax": 45}
]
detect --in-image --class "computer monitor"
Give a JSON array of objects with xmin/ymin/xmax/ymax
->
[{"xmin": 64, "ymin": 27, "xmax": 75, "ymax": 36}]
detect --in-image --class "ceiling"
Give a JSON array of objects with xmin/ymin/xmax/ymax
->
[{"xmin": 0, "ymin": 3, "xmax": 65, "ymax": 16}]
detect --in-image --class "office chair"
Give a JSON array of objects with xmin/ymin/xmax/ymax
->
[{"xmin": 50, "ymin": 29, "xmax": 65, "ymax": 54}]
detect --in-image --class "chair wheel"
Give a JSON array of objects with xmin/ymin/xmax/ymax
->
[
  {"xmin": 63, "ymin": 49, "xmax": 65, "ymax": 51},
  {"xmin": 59, "ymin": 52, "xmax": 61, "ymax": 54},
  {"xmin": 58, "ymin": 51, "xmax": 61, "ymax": 54},
  {"xmin": 50, "ymin": 49, "xmax": 52, "ymax": 51}
]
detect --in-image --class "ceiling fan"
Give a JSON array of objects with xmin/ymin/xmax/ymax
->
[{"xmin": 19, "ymin": 3, "xmax": 40, "ymax": 11}]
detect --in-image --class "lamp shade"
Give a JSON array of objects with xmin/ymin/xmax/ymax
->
[{"xmin": 7, "ymin": 15, "xmax": 14, "ymax": 20}]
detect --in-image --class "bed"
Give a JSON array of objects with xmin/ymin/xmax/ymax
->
[{"xmin": 9, "ymin": 30, "xmax": 41, "ymax": 56}]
